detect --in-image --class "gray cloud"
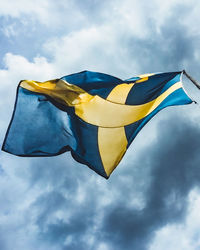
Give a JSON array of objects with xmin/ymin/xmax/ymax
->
[
  {"xmin": 8, "ymin": 106, "xmax": 198, "ymax": 250},
  {"xmin": 1, "ymin": 1, "xmax": 200, "ymax": 250},
  {"xmin": 14, "ymin": 107, "xmax": 199, "ymax": 250},
  {"xmin": 126, "ymin": 4, "xmax": 200, "ymax": 77},
  {"xmin": 100, "ymin": 110, "xmax": 200, "ymax": 250}
]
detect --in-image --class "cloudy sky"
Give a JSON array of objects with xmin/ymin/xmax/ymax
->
[{"xmin": 1, "ymin": 0, "xmax": 200, "ymax": 249}]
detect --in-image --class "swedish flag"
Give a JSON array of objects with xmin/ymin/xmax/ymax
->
[{"xmin": 2, "ymin": 71, "xmax": 193, "ymax": 178}]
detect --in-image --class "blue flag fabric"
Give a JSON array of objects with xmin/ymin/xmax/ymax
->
[{"xmin": 2, "ymin": 71, "xmax": 193, "ymax": 178}]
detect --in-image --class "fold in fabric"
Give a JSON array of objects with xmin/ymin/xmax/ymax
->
[{"xmin": 2, "ymin": 71, "xmax": 193, "ymax": 178}]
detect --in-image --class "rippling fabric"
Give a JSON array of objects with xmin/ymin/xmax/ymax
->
[{"xmin": 2, "ymin": 70, "xmax": 193, "ymax": 178}]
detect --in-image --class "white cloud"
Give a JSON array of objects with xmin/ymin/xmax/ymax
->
[
  {"xmin": 0, "ymin": 0, "xmax": 200, "ymax": 35},
  {"xmin": 97, "ymin": 243, "xmax": 110, "ymax": 250},
  {"xmin": 149, "ymin": 188, "xmax": 200, "ymax": 250},
  {"xmin": 0, "ymin": 0, "xmax": 86, "ymax": 29},
  {"xmin": 0, "ymin": 0, "xmax": 51, "ymax": 21},
  {"xmin": 0, "ymin": 53, "xmax": 55, "ymax": 100},
  {"xmin": 0, "ymin": 53, "xmax": 55, "ymax": 91},
  {"xmin": 0, "ymin": 0, "xmax": 200, "ymax": 249},
  {"xmin": 43, "ymin": 25, "xmax": 140, "ymax": 78}
]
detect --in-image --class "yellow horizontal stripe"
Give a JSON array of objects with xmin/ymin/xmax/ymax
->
[
  {"xmin": 75, "ymin": 82, "xmax": 182, "ymax": 127},
  {"xmin": 20, "ymin": 79, "xmax": 93, "ymax": 106},
  {"xmin": 21, "ymin": 78, "xmax": 182, "ymax": 128}
]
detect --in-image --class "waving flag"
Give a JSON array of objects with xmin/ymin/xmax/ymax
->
[{"xmin": 2, "ymin": 71, "xmax": 193, "ymax": 178}]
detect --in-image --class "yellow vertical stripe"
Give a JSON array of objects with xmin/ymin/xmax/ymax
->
[
  {"xmin": 135, "ymin": 73, "xmax": 154, "ymax": 83},
  {"xmin": 106, "ymin": 83, "xmax": 134, "ymax": 103},
  {"xmin": 98, "ymin": 83, "xmax": 134, "ymax": 176},
  {"xmin": 98, "ymin": 127, "xmax": 127, "ymax": 176}
]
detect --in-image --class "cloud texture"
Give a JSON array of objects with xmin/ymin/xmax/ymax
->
[{"xmin": 0, "ymin": 0, "xmax": 200, "ymax": 249}]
